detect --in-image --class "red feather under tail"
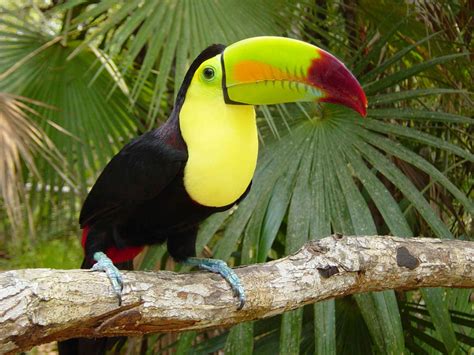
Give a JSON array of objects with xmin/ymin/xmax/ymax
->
[{"xmin": 81, "ymin": 225, "xmax": 144, "ymax": 264}]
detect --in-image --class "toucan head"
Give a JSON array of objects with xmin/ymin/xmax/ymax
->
[{"xmin": 178, "ymin": 36, "xmax": 367, "ymax": 117}]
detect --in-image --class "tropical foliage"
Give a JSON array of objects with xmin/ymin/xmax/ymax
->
[{"xmin": 0, "ymin": 0, "xmax": 472, "ymax": 353}]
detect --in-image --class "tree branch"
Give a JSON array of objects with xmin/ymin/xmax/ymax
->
[{"xmin": 1, "ymin": 235, "xmax": 473, "ymax": 353}]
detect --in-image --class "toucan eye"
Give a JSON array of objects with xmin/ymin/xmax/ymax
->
[{"xmin": 202, "ymin": 66, "xmax": 215, "ymax": 80}]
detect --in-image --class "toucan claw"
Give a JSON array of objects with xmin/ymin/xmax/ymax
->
[
  {"xmin": 184, "ymin": 257, "xmax": 246, "ymax": 310},
  {"xmin": 92, "ymin": 251, "xmax": 124, "ymax": 306}
]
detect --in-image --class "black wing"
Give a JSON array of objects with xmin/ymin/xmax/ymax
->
[{"xmin": 79, "ymin": 130, "xmax": 187, "ymax": 228}]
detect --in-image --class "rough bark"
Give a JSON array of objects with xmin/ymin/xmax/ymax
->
[{"xmin": 1, "ymin": 235, "xmax": 473, "ymax": 353}]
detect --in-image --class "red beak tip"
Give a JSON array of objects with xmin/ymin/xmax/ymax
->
[{"xmin": 308, "ymin": 50, "xmax": 368, "ymax": 118}]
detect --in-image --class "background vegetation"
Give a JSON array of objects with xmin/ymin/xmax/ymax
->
[{"xmin": 0, "ymin": 0, "xmax": 472, "ymax": 353}]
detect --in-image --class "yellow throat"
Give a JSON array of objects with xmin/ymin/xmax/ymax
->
[{"xmin": 179, "ymin": 58, "xmax": 258, "ymax": 207}]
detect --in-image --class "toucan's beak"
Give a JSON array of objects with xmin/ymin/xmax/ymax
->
[{"xmin": 222, "ymin": 36, "xmax": 367, "ymax": 117}]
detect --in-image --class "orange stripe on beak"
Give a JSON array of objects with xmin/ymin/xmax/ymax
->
[{"xmin": 233, "ymin": 60, "xmax": 305, "ymax": 84}]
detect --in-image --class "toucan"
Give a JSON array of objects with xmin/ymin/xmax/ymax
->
[{"xmin": 58, "ymin": 36, "xmax": 366, "ymax": 354}]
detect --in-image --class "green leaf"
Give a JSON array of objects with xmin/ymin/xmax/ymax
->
[
  {"xmin": 132, "ymin": 3, "xmax": 176, "ymax": 119},
  {"xmin": 43, "ymin": 0, "xmax": 89, "ymax": 13},
  {"xmin": 69, "ymin": 0, "xmax": 118, "ymax": 26},
  {"xmin": 403, "ymin": 310, "xmax": 473, "ymax": 348},
  {"xmin": 331, "ymin": 143, "xmax": 376, "ymax": 234},
  {"xmin": 190, "ymin": 331, "xmax": 228, "ymax": 354},
  {"xmin": 336, "ymin": 297, "xmax": 373, "ymax": 354},
  {"xmin": 175, "ymin": 331, "xmax": 197, "ymax": 355},
  {"xmin": 309, "ymin": 124, "xmax": 331, "ymax": 239},
  {"xmin": 138, "ymin": 244, "xmax": 166, "ymax": 271},
  {"xmin": 286, "ymin": 132, "xmax": 314, "ymax": 251},
  {"xmin": 72, "ymin": 0, "xmax": 140, "ymax": 56},
  {"xmin": 148, "ymin": 2, "xmax": 184, "ymax": 120},
  {"xmin": 280, "ymin": 309, "xmax": 303, "ymax": 355},
  {"xmin": 329, "ymin": 124, "xmax": 406, "ymax": 354},
  {"xmin": 363, "ymin": 119, "xmax": 474, "ymax": 162},
  {"xmin": 353, "ymin": 139, "xmax": 453, "ymax": 238},
  {"xmin": 0, "ymin": 32, "xmax": 137, "ymax": 221},
  {"xmin": 277, "ymin": 127, "xmax": 313, "ymax": 354},
  {"xmin": 360, "ymin": 32, "xmax": 440, "ymax": 83},
  {"xmin": 224, "ymin": 322, "xmax": 254, "ymax": 355},
  {"xmin": 364, "ymin": 53, "xmax": 467, "ymax": 95},
  {"xmin": 354, "ymin": 291, "xmax": 405, "ymax": 353},
  {"xmin": 307, "ymin": 124, "xmax": 336, "ymax": 354},
  {"xmin": 352, "ymin": 132, "xmax": 462, "ymax": 352},
  {"xmin": 317, "ymin": 126, "xmax": 353, "ymax": 234},
  {"xmin": 241, "ymin": 191, "xmax": 272, "ymax": 264},
  {"xmin": 369, "ymin": 88, "xmax": 467, "ymax": 105},
  {"xmin": 174, "ymin": 2, "xmax": 192, "ymax": 98},
  {"xmin": 421, "ymin": 288, "xmax": 459, "ymax": 354},
  {"xmin": 368, "ymin": 108, "xmax": 474, "ymax": 124},
  {"xmin": 362, "ymin": 130, "xmax": 474, "ymax": 215},
  {"xmin": 257, "ymin": 153, "xmax": 301, "ymax": 261},
  {"xmin": 195, "ymin": 211, "xmax": 230, "ymax": 256},
  {"xmin": 314, "ymin": 300, "xmax": 336, "ymax": 355},
  {"xmin": 71, "ymin": 0, "xmax": 288, "ymax": 117},
  {"xmin": 404, "ymin": 322, "xmax": 446, "ymax": 353},
  {"xmin": 351, "ymin": 19, "xmax": 403, "ymax": 76},
  {"xmin": 345, "ymin": 148, "xmax": 413, "ymax": 236}
]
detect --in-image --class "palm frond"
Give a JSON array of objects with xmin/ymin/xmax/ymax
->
[
  {"xmin": 0, "ymin": 93, "xmax": 69, "ymax": 237},
  {"xmin": 63, "ymin": 0, "xmax": 291, "ymax": 127},
  {"xmin": 0, "ymin": 13, "xmax": 138, "ymax": 229}
]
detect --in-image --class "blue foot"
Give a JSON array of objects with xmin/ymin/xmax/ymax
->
[
  {"xmin": 184, "ymin": 257, "xmax": 245, "ymax": 310},
  {"xmin": 91, "ymin": 252, "xmax": 123, "ymax": 305}
]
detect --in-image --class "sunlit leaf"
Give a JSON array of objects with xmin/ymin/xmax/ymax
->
[
  {"xmin": 0, "ymin": 16, "xmax": 138, "ymax": 225},
  {"xmin": 67, "ymin": 0, "xmax": 290, "ymax": 126},
  {"xmin": 0, "ymin": 93, "xmax": 70, "ymax": 236}
]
